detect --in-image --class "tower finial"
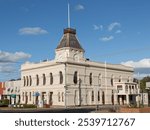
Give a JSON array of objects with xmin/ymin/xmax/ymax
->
[{"xmin": 68, "ymin": 3, "xmax": 70, "ymax": 28}]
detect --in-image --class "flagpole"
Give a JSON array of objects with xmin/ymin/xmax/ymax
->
[
  {"xmin": 105, "ymin": 61, "xmax": 107, "ymax": 103},
  {"xmin": 68, "ymin": 3, "xmax": 70, "ymax": 28}
]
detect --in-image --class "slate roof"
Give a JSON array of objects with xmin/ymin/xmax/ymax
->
[{"xmin": 56, "ymin": 28, "xmax": 84, "ymax": 51}]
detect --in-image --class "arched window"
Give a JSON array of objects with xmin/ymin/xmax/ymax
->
[
  {"xmin": 23, "ymin": 76, "xmax": 26, "ymax": 86},
  {"xmin": 98, "ymin": 74, "xmax": 102, "ymax": 86},
  {"xmin": 43, "ymin": 74, "xmax": 46, "ymax": 85},
  {"xmin": 73, "ymin": 71, "xmax": 78, "ymax": 84},
  {"xmin": 62, "ymin": 92, "xmax": 64, "ymax": 102},
  {"xmin": 98, "ymin": 91, "xmax": 100, "ymax": 101},
  {"xmin": 25, "ymin": 92, "xmax": 28, "ymax": 104},
  {"xmin": 127, "ymin": 76, "xmax": 130, "ymax": 82},
  {"xmin": 29, "ymin": 92, "xmax": 31, "ymax": 101},
  {"xmin": 111, "ymin": 75, "xmax": 114, "ymax": 86},
  {"xmin": 92, "ymin": 91, "xmax": 94, "ymax": 101},
  {"xmin": 29, "ymin": 76, "xmax": 32, "ymax": 86},
  {"xmin": 102, "ymin": 91, "xmax": 105, "ymax": 105},
  {"xmin": 129, "ymin": 86, "xmax": 131, "ymax": 93},
  {"xmin": 50, "ymin": 73, "xmax": 53, "ymax": 85},
  {"xmin": 22, "ymin": 92, "xmax": 24, "ymax": 101},
  {"xmin": 119, "ymin": 76, "xmax": 122, "ymax": 82},
  {"xmin": 36, "ymin": 75, "xmax": 39, "ymax": 86},
  {"xmin": 89, "ymin": 73, "xmax": 92, "ymax": 85},
  {"xmin": 26, "ymin": 76, "xmax": 29, "ymax": 86},
  {"xmin": 59, "ymin": 71, "xmax": 63, "ymax": 84},
  {"xmin": 111, "ymin": 90, "xmax": 114, "ymax": 105}
]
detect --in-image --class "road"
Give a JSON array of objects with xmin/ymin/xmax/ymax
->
[{"xmin": 0, "ymin": 107, "xmax": 96, "ymax": 113}]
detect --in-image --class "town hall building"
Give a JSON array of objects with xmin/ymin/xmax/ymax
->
[{"xmin": 20, "ymin": 28, "xmax": 139, "ymax": 107}]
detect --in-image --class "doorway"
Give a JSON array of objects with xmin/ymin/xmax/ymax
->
[
  {"xmin": 102, "ymin": 91, "xmax": 105, "ymax": 105},
  {"xmin": 49, "ymin": 92, "xmax": 53, "ymax": 106}
]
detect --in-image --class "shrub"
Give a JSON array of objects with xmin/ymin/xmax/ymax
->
[
  {"xmin": 139, "ymin": 104, "xmax": 144, "ymax": 108},
  {"xmin": 0, "ymin": 99, "xmax": 9, "ymax": 107},
  {"xmin": 23, "ymin": 104, "xmax": 37, "ymax": 108},
  {"xmin": 129, "ymin": 103, "xmax": 137, "ymax": 108}
]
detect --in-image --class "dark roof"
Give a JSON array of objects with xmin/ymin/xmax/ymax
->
[{"xmin": 56, "ymin": 28, "xmax": 84, "ymax": 51}]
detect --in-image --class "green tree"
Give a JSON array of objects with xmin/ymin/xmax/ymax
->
[{"xmin": 140, "ymin": 76, "xmax": 150, "ymax": 92}]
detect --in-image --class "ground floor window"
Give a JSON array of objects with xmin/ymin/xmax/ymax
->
[
  {"xmin": 29, "ymin": 92, "xmax": 31, "ymax": 101},
  {"xmin": 22, "ymin": 92, "xmax": 24, "ymax": 101},
  {"xmin": 111, "ymin": 91, "xmax": 114, "ymax": 105},
  {"xmin": 92, "ymin": 91, "xmax": 94, "ymax": 102},
  {"xmin": 102, "ymin": 91, "xmax": 105, "ymax": 105},
  {"xmin": 98, "ymin": 91, "xmax": 100, "ymax": 101},
  {"xmin": 62, "ymin": 92, "xmax": 64, "ymax": 102}
]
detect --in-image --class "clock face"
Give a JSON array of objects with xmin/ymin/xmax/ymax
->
[{"xmin": 73, "ymin": 54, "xmax": 79, "ymax": 61}]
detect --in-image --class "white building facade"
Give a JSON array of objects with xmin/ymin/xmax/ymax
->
[
  {"xmin": 20, "ymin": 28, "xmax": 139, "ymax": 107},
  {"xmin": 3, "ymin": 79, "xmax": 21, "ymax": 104}
]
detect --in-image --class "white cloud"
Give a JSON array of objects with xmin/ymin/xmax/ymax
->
[
  {"xmin": 0, "ymin": 51, "xmax": 31, "ymax": 63},
  {"xmin": 0, "ymin": 65, "xmax": 15, "ymax": 73},
  {"xmin": 100, "ymin": 36, "xmax": 114, "ymax": 42},
  {"xmin": 0, "ymin": 51, "xmax": 31, "ymax": 76},
  {"xmin": 93, "ymin": 24, "xmax": 103, "ymax": 31},
  {"xmin": 19, "ymin": 27, "xmax": 48, "ymax": 35},
  {"xmin": 75, "ymin": 4, "xmax": 85, "ymax": 11},
  {"xmin": 121, "ymin": 59, "xmax": 150, "ymax": 68},
  {"xmin": 108, "ymin": 22, "xmax": 121, "ymax": 31},
  {"xmin": 121, "ymin": 59, "xmax": 150, "ymax": 78},
  {"xmin": 115, "ymin": 30, "xmax": 122, "ymax": 34}
]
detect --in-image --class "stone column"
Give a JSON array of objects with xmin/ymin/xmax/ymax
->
[
  {"xmin": 46, "ymin": 91, "xmax": 50, "ymax": 105},
  {"xmin": 31, "ymin": 91, "xmax": 34, "ymax": 104},
  {"xmin": 136, "ymin": 95, "xmax": 140, "ymax": 107},
  {"xmin": 39, "ymin": 92, "xmax": 42, "ymax": 103},
  {"xmin": 126, "ymin": 94, "xmax": 129, "ymax": 105},
  {"xmin": 89, "ymin": 91, "xmax": 92, "ymax": 105},
  {"xmin": 100, "ymin": 90, "xmax": 102, "ymax": 105},
  {"xmin": 105, "ymin": 90, "xmax": 111, "ymax": 104},
  {"xmin": 20, "ymin": 91, "xmax": 23, "ymax": 104},
  {"xmin": 127, "ymin": 85, "xmax": 129, "ymax": 94},
  {"xmin": 119, "ymin": 96, "xmax": 123, "ymax": 105},
  {"xmin": 95, "ymin": 87, "xmax": 98, "ymax": 105},
  {"xmin": 114, "ymin": 92, "xmax": 118, "ymax": 105},
  {"xmin": 11, "ymin": 97, "xmax": 14, "ymax": 105},
  {"xmin": 16, "ymin": 95, "xmax": 19, "ymax": 104}
]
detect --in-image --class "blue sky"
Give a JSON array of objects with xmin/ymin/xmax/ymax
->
[{"xmin": 0, "ymin": 0, "xmax": 150, "ymax": 81}]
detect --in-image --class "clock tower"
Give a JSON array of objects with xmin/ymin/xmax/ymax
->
[{"xmin": 55, "ymin": 28, "xmax": 85, "ymax": 62}]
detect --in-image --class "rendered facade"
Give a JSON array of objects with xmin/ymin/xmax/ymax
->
[
  {"xmin": 20, "ymin": 28, "xmax": 139, "ymax": 107},
  {"xmin": 2, "ymin": 79, "xmax": 21, "ymax": 104}
]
